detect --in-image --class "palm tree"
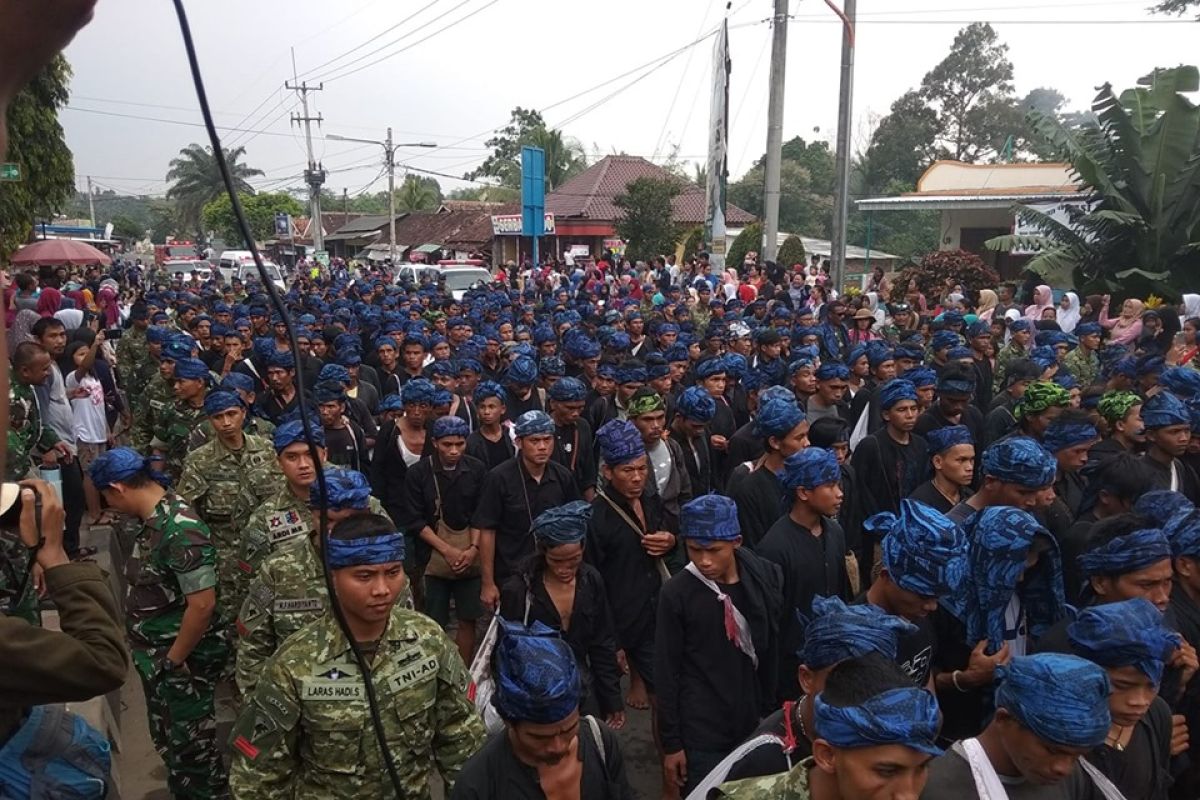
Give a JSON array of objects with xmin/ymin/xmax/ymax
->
[
  {"xmin": 166, "ymin": 143, "xmax": 263, "ymax": 236},
  {"xmin": 524, "ymin": 127, "xmax": 587, "ymax": 191},
  {"xmin": 394, "ymin": 175, "xmax": 441, "ymax": 212}
]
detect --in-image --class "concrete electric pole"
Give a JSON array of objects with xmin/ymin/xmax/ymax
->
[
  {"xmin": 829, "ymin": 0, "xmax": 857, "ymax": 292},
  {"xmin": 287, "ymin": 55, "xmax": 325, "ymax": 253},
  {"xmin": 762, "ymin": 0, "xmax": 788, "ymax": 263},
  {"xmin": 86, "ymin": 175, "xmax": 96, "ymax": 228}
]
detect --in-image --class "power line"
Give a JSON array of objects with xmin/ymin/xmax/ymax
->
[
  {"xmin": 63, "ymin": 105, "xmax": 307, "ymax": 139},
  {"xmin": 318, "ymin": 0, "xmax": 503, "ymax": 84},
  {"xmin": 297, "ymin": 0, "xmax": 445, "ymax": 80},
  {"xmin": 652, "ymin": 0, "xmax": 718, "ymax": 160}
]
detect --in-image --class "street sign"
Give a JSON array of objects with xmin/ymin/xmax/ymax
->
[
  {"xmin": 313, "ymin": 250, "xmax": 330, "ymax": 267},
  {"xmin": 274, "ymin": 212, "xmax": 292, "ymax": 237},
  {"xmin": 0, "ymin": 163, "xmax": 20, "ymax": 182},
  {"xmin": 521, "ymin": 146, "xmax": 546, "ymax": 265}
]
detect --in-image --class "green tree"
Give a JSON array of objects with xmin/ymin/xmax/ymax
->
[
  {"xmin": 680, "ymin": 226, "xmax": 705, "ymax": 261},
  {"xmin": 466, "ymin": 107, "xmax": 587, "ymax": 190},
  {"xmin": 862, "ymin": 91, "xmax": 942, "ymax": 192},
  {"xmin": 201, "ymin": 192, "xmax": 303, "ymax": 247},
  {"xmin": 986, "ymin": 66, "xmax": 1200, "ymax": 300},
  {"xmin": 394, "ymin": 175, "xmax": 442, "ymax": 212},
  {"xmin": 730, "ymin": 160, "xmax": 831, "ymax": 239},
  {"xmin": 726, "ymin": 222, "xmax": 762, "ymax": 272},
  {"xmin": 167, "ymin": 143, "xmax": 263, "ymax": 236},
  {"xmin": 446, "ymin": 185, "xmax": 521, "ymax": 203},
  {"xmin": 0, "ymin": 56, "xmax": 75, "ymax": 258},
  {"xmin": 110, "ymin": 213, "xmax": 144, "ymax": 240},
  {"xmin": 1151, "ymin": 0, "xmax": 1200, "ymax": 16},
  {"xmin": 614, "ymin": 177, "xmax": 682, "ymax": 263},
  {"xmin": 775, "ymin": 235, "xmax": 807, "ymax": 269}
]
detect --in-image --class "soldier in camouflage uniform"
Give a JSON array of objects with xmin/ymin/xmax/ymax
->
[
  {"xmin": 132, "ymin": 331, "xmax": 183, "ymax": 452},
  {"xmin": 116, "ymin": 306, "xmax": 154, "ymax": 428},
  {"xmin": 8, "ymin": 343, "xmax": 64, "ymax": 481},
  {"xmin": 229, "ymin": 510, "xmax": 484, "ymax": 799},
  {"xmin": 236, "ymin": 458, "xmax": 393, "ymax": 696},
  {"xmin": 992, "ymin": 319, "xmax": 1033, "ymax": 396},
  {"xmin": 0, "ymin": 531, "xmax": 39, "ymax": 625},
  {"xmin": 151, "ymin": 357, "xmax": 210, "ymax": 484},
  {"xmin": 1062, "ymin": 321, "xmax": 1103, "ymax": 389},
  {"xmin": 177, "ymin": 390, "xmax": 284, "ymax": 621},
  {"xmin": 90, "ymin": 447, "xmax": 231, "ymax": 800}
]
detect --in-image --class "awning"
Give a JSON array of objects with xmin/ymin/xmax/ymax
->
[{"xmin": 413, "ymin": 243, "xmax": 442, "ymax": 254}]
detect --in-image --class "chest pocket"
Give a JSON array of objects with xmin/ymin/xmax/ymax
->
[
  {"xmin": 298, "ymin": 679, "xmax": 367, "ymax": 776},
  {"xmin": 387, "ymin": 658, "xmax": 439, "ymax": 753},
  {"xmin": 203, "ymin": 480, "xmax": 242, "ymax": 520}
]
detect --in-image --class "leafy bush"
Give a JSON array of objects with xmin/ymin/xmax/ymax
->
[
  {"xmin": 680, "ymin": 226, "xmax": 705, "ymax": 261},
  {"xmin": 726, "ymin": 222, "xmax": 762, "ymax": 274},
  {"xmin": 775, "ymin": 235, "xmax": 807, "ymax": 269},
  {"xmin": 888, "ymin": 249, "xmax": 1000, "ymax": 304}
]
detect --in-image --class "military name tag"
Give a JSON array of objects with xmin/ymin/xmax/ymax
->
[
  {"xmin": 389, "ymin": 656, "xmax": 438, "ymax": 692},
  {"xmin": 267, "ymin": 510, "xmax": 308, "ymax": 544},
  {"xmin": 301, "ymin": 679, "xmax": 364, "ymax": 701},
  {"xmin": 274, "ymin": 597, "xmax": 323, "ymax": 613}
]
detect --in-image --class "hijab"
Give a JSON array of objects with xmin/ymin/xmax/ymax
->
[
  {"xmin": 7, "ymin": 309, "xmax": 41, "ymax": 357},
  {"xmin": 1181, "ymin": 294, "xmax": 1200, "ymax": 328},
  {"xmin": 976, "ymin": 288, "xmax": 998, "ymax": 322},
  {"xmin": 36, "ymin": 287, "xmax": 62, "ymax": 318},
  {"xmin": 1056, "ymin": 291, "xmax": 1081, "ymax": 333},
  {"xmin": 1024, "ymin": 285, "xmax": 1053, "ymax": 322},
  {"xmin": 98, "ymin": 286, "xmax": 120, "ymax": 328}
]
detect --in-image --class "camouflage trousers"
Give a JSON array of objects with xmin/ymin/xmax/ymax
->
[{"xmin": 133, "ymin": 634, "xmax": 232, "ymax": 800}]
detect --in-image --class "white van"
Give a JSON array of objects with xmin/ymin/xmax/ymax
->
[{"xmin": 218, "ymin": 250, "xmax": 287, "ymax": 291}]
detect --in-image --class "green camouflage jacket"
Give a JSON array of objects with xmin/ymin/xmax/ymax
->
[
  {"xmin": 6, "ymin": 380, "xmax": 58, "ymax": 482},
  {"xmin": 716, "ymin": 757, "xmax": 813, "ymax": 799},
  {"xmin": 126, "ymin": 492, "xmax": 222, "ymax": 649},
  {"xmin": 151, "ymin": 399, "xmax": 207, "ymax": 482},
  {"xmin": 177, "ymin": 432, "xmax": 284, "ymax": 549},
  {"xmin": 228, "ymin": 603, "xmax": 485, "ymax": 799},
  {"xmin": 1062, "ymin": 346, "xmax": 1100, "ymax": 389},
  {"xmin": 116, "ymin": 326, "xmax": 152, "ymax": 401},
  {"xmin": 0, "ymin": 531, "xmax": 39, "ymax": 625},
  {"xmin": 133, "ymin": 371, "xmax": 175, "ymax": 452},
  {"xmin": 993, "ymin": 342, "xmax": 1030, "ymax": 394},
  {"xmin": 187, "ymin": 414, "xmax": 276, "ymax": 451}
]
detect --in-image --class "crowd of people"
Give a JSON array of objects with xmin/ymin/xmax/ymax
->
[{"xmin": 5, "ymin": 246, "xmax": 1200, "ymax": 800}]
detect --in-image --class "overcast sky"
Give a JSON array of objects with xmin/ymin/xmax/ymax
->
[{"xmin": 60, "ymin": 0, "xmax": 1197, "ymax": 201}]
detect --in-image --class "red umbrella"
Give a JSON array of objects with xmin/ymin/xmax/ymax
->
[{"xmin": 10, "ymin": 239, "xmax": 112, "ymax": 267}]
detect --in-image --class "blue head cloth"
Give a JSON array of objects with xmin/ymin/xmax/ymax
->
[
  {"xmin": 926, "ymin": 424, "xmax": 973, "ymax": 455},
  {"xmin": 89, "ymin": 447, "xmax": 171, "ymax": 489},
  {"xmin": 1166, "ymin": 509, "xmax": 1200, "ymax": 558},
  {"xmin": 994, "ymin": 654, "xmax": 1112, "ymax": 748},
  {"xmin": 945, "ymin": 507, "xmax": 1065, "ymax": 651},
  {"xmin": 493, "ymin": 620, "xmax": 581, "ymax": 724},
  {"xmin": 377, "ymin": 395, "xmax": 403, "ymax": 413},
  {"xmin": 967, "ymin": 320, "xmax": 991, "ymax": 338},
  {"xmin": 677, "ymin": 386, "xmax": 717, "ymax": 423},
  {"xmin": 681, "ymin": 494, "xmax": 741, "ymax": 541},
  {"xmin": 694, "ymin": 357, "xmax": 727, "ymax": 380},
  {"xmin": 866, "ymin": 342, "xmax": 895, "ymax": 368},
  {"xmin": 724, "ymin": 353, "xmax": 748, "ymax": 380},
  {"xmin": 797, "ymin": 595, "xmax": 918, "ymax": 669},
  {"xmin": 1142, "ymin": 391, "xmax": 1191, "ymax": 429},
  {"xmin": 1069, "ymin": 597, "xmax": 1182, "ymax": 684},
  {"xmin": 1133, "ymin": 490, "xmax": 1194, "ymax": 527},
  {"xmin": 879, "ymin": 379, "xmax": 918, "ymax": 410},
  {"xmin": 1029, "ymin": 346, "xmax": 1058, "ymax": 372},
  {"xmin": 1076, "ymin": 322, "xmax": 1102, "ymax": 337},
  {"xmin": 615, "ymin": 363, "xmax": 647, "ymax": 385},
  {"xmin": 779, "ymin": 447, "xmax": 842, "ymax": 491},
  {"xmin": 937, "ymin": 371, "xmax": 976, "ymax": 397},
  {"xmin": 943, "ymin": 310, "xmax": 965, "ymax": 326},
  {"xmin": 931, "ymin": 330, "xmax": 960, "ymax": 352},
  {"xmin": 1041, "ymin": 419, "xmax": 1099, "ymax": 453},
  {"xmin": 539, "ymin": 356, "xmax": 566, "ymax": 378},
  {"xmin": 314, "ymin": 380, "xmax": 346, "ymax": 404},
  {"xmin": 1137, "ymin": 354, "xmax": 1166, "ymax": 378},
  {"xmin": 173, "ymin": 358, "xmax": 209, "ymax": 381},
  {"xmin": 754, "ymin": 396, "xmax": 805, "ymax": 439},
  {"xmin": 815, "ymin": 362, "xmax": 850, "ymax": 381},
  {"xmin": 220, "ymin": 372, "xmax": 255, "ymax": 395},
  {"xmin": 565, "ymin": 335, "xmax": 601, "ymax": 360},
  {"xmin": 894, "ymin": 344, "xmax": 924, "ymax": 363},
  {"xmin": 327, "ymin": 531, "xmax": 406, "ymax": 569},
  {"xmin": 547, "ymin": 376, "xmax": 587, "ymax": 403},
  {"xmin": 905, "ymin": 368, "xmax": 938, "ymax": 390},
  {"xmin": 426, "ymin": 360, "xmax": 457, "ymax": 379},
  {"xmin": 507, "ymin": 355, "xmax": 539, "ymax": 386},
  {"xmin": 431, "ymin": 416, "xmax": 470, "ymax": 439},
  {"xmin": 868, "ymin": 499, "xmax": 968, "ymax": 598},
  {"xmin": 662, "ymin": 343, "xmax": 689, "ymax": 364},
  {"xmin": 1078, "ymin": 528, "xmax": 1172, "ymax": 578},
  {"xmin": 813, "ymin": 687, "xmax": 942, "ymax": 757},
  {"xmin": 1009, "ymin": 319, "xmax": 1032, "ymax": 334},
  {"xmin": 946, "ymin": 345, "xmax": 974, "ymax": 361},
  {"xmin": 162, "ymin": 335, "xmax": 195, "ymax": 361},
  {"xmin": 514, "ymin": 410, "xmax": 555, "ymax": 437},
  {"xmin": 981, "ymin": 437, "xmax": 1057, "ymax": 488},
  {"xmin": 596, "ymin": 419, "xmax": 646, "ymax": 466},
  {"xmin": 146, "ymin": 327, "xmax": 170, "ymax": 345},
  {"xmin": 402, "ymin": 378, "xmax": 437, "ymax": 406},
  {"xmin": 202, "ymin": 390, "xmax": 242, "ymax": 416},
  {"xmin": 308, "ymin": 467, "xmax": 372, "ymax": 511},
  {"xmin": 847, "ymin": 344, "xmax": 869, "ymax": 368},
  {"xmin": 1053, "ymin": 373, "xmax": 1078, "ymax": 391},
  {"xmin": 788, "ymin": 356, "xmax": 816, "ymax": 376},
  {"xmin": 273, "ymin": 419, "xmax": 325, "ymax": 452},
  {"xmin": 531, "ymin": 500, "xmax": 592, "ymax": 546},
  {"xmin": 433, "ymin": 388, "xmax": 453, "ymax": 408},
  {"xmin": 473, "ymin": 380, "xmax": 507, "ymax": 406},
  {"xmin": 266, "ymin": 350, "xmax": 295, "ymax": 370},
  {"xmin": 596, "ymin": 363, "xmax": 618, "ymax": 380}
]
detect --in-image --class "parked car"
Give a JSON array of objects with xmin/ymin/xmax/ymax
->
[
  {"xmin": 392, "ymin": 262, "xmax": 492, "ymax": 300},
  {"xmin": 163, "ymin": 259, "xmax": 213, "ymax": 283}
]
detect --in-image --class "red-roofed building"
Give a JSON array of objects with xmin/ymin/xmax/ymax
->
[{"xmin": 494, "ymin": 155, "xmax": 756, "ymax": 264}]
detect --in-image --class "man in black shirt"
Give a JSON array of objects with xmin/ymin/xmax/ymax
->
[
  {"xmin": 759, "ymin": 447, "xmax": 851, "ymax": 704},
  {"xmin": 914, "ymin": 363, "xmax": 984, "ymax": 459},
  {"xmin": 982, "ymin": 358, "xmax": 1040, "ymax": 447},
  {"xmin": 466, "ymin": 381, "xmax": 515, "ymax": 469},
  {"xmin": 1140, "ymin": 391, "xmax": 1200, "ymax": 503},
  {"xmin": 474, "ymin": 410, "xmax": 580, "ymax": 612},
  {"xmin": 1090, "ymin": 390, "xmax": 1144, "ymax": 467},
  {"xmin": 727, "ymin": 395, "xmax": 809, "ymax": 550},
  {"xmin": 257, "ymin": 351, "xmax": 299, "ymax": 424},
  {"xmin": 314, "ymin": 380, "xmax": 369, "ymax": 475},
  {"xmin": 669, "ymin": 386, "xmax": 717, "ymax": 496},
  {"xmin": 947, "ymin": 436, "xmax": 1058, "ymax": 526},
  {"xmin": 545, "ymin": 376, "xmax": 597, "ymax": 500}
]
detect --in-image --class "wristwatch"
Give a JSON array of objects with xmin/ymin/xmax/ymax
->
[{"xmin": 160, "ymin": 655, "xmax": 181, "ymax": 674}]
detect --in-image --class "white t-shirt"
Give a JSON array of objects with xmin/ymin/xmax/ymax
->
[{"xmin": 64, "ymin": 371, "xmax": 108, "ymax": 444}]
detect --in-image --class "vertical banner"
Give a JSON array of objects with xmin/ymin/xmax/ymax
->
[
  {"xmin": 521, "ymin": 146, "xmax": 546, "ymax": 267},
  {"xmin": 704, "ymin": 18, "xmax": 730, "ymax": 273}
]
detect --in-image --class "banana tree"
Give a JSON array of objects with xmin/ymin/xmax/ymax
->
[{"xmin": 987, "ymin": 65, "xmax": 1200, "ymax": 300}]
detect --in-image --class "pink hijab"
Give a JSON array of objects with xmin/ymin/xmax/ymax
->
[
  {"xmin": 36, "ymin": 287, "xmax": 62, "ymax": 317},
  {"xmin": 98, "ymin": 286, "xmax": 120, "ymax": 328},
  {"xmin": 1024, "ymin": 285, "xmax": 1053, "ymax": 322}
]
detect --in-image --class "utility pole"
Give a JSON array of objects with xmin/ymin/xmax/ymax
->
[
  {"xmin": 342, "ymin": 188, "xmax": 349, "ymax": 226},
  {"xmin": 762, "ymin": 0, "xmax": 788, "ymax": 263},
  {"xmin": 829, "ymin": 0, "xmax": 857, "ymax": 292},
  {"xmin": 287, "ymin": 50, "xmax": 325, "ymax": 253},
  {"xmin": 86, "ymin": 175, "xmax": 96, "ymax": 228}
]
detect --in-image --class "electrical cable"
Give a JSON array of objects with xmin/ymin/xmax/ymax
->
[
  {"xmin": 298, "ymin": 0, "xmax": 446, "ymax": 81},
  {"xmin": 168, "ymin": 1, "xmax": 407, "ymax": 796}
]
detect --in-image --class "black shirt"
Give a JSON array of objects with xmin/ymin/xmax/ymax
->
[
  {"xmin": 467, "ymin": 429, "xmax": 515, "ymax": 471},
  {"xmin": 1085, "ymin": 697, "xmax": 1172, "ymax": 800},
  {"xmin": 669, "ymin": 427, "xmax": 714, "ymax": 496},
  {"xmin": 727, "ymin": 464, "xmax": 785, "ymax": 550},
  {"xmin": 471, "ymin": 458, "xmax": 580, "ymax": 583},
  {"xmin": 850, "ymin": 592, "xmax": 938, "ymax": 688},
  {"xmin": 400, "ymin": 453, "xmax": 488, "ymax": 533},
  {"xmin": 907, "ymin": 479, "xmax": 964, "ymax": 515},
  {"xmin": 323, "ymin": 421, "xmax": 369, "ymax": 474},
  {"xmin": 552, "ymin": 419, "xmax": 597, "ymax": 496},
  {"xmin": 450, "ymin": 722, "xmax": 634, "ymax": 800},
  {"xmin": 850, "ymin": 430, "xmax": 929, "ymax": 518}
]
